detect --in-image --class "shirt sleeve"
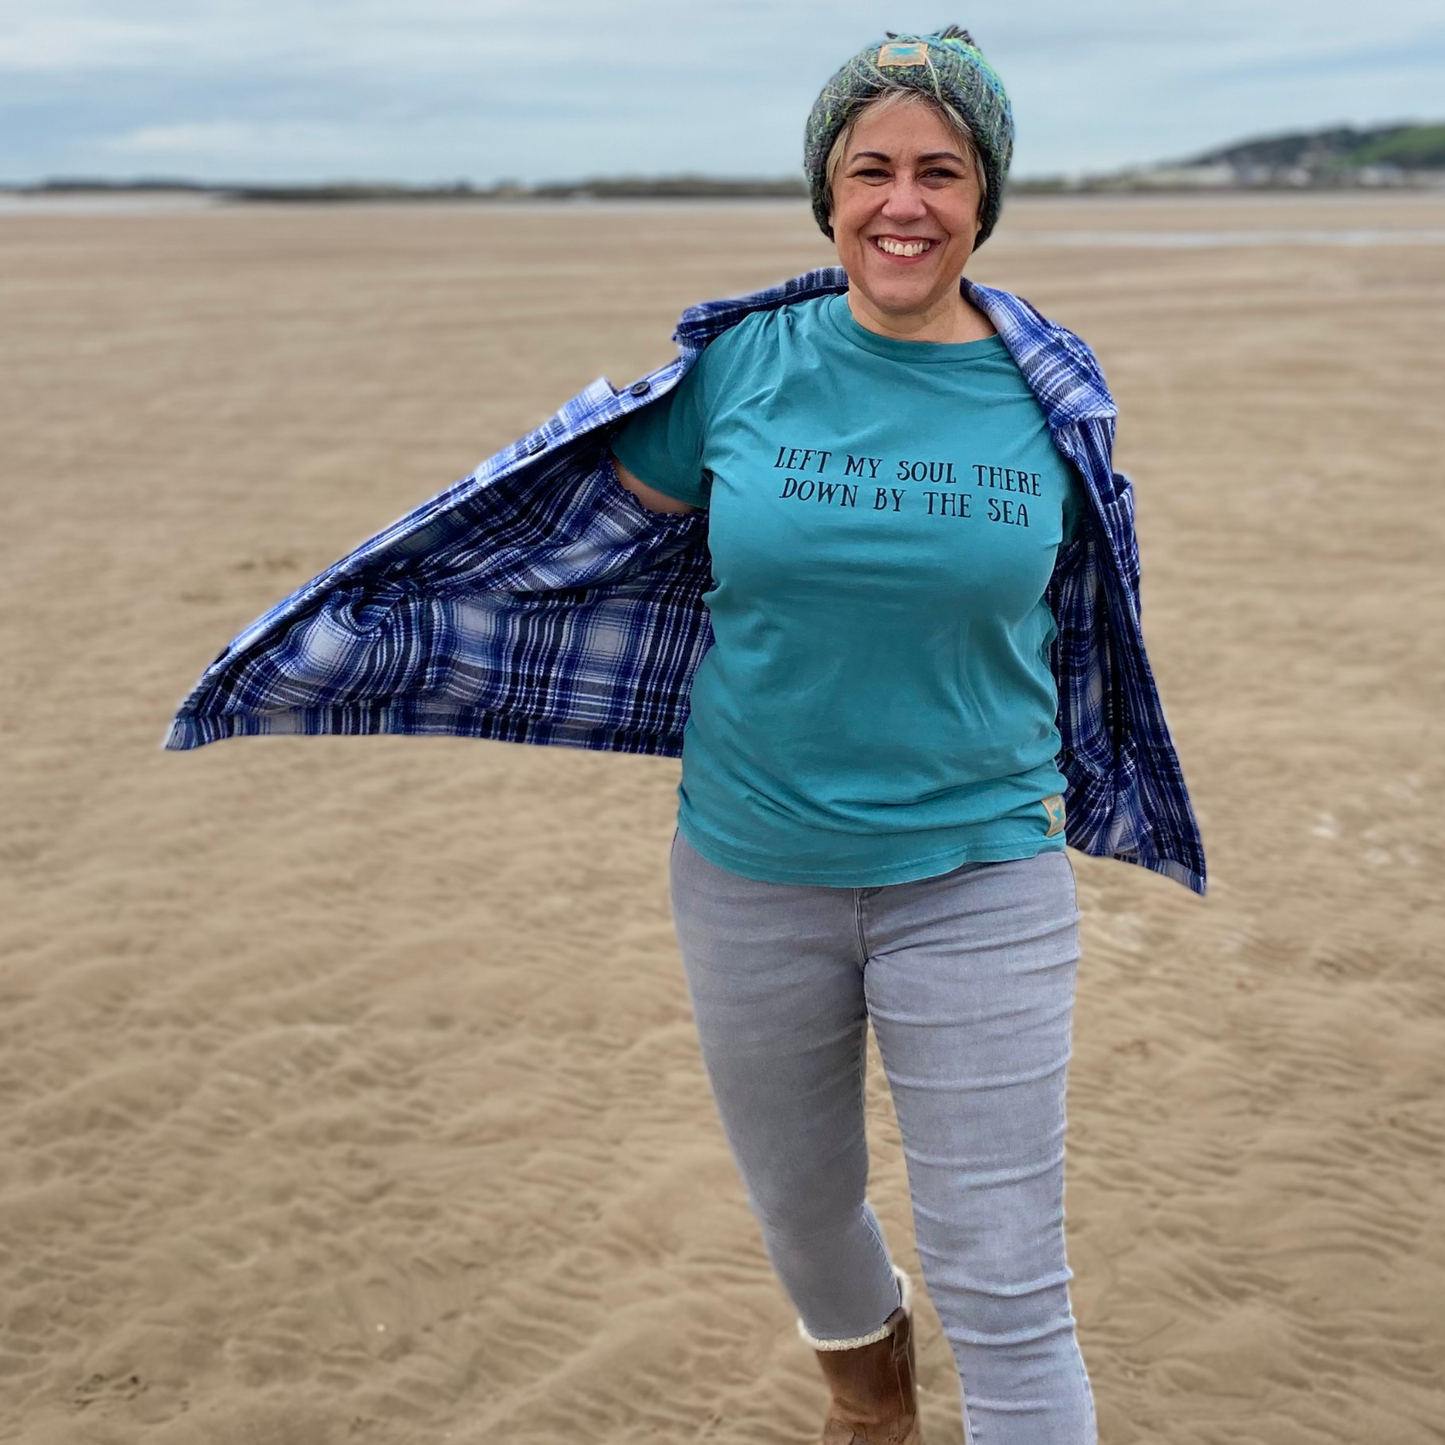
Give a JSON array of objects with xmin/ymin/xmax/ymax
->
[{"xmin": 611, "ymin": 353, "xmax": 714, "ymax": 510}]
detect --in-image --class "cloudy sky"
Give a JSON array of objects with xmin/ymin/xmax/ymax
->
[{"xmin": 3, "ymin": 0, "xmax": 1443, "ymax": 185}]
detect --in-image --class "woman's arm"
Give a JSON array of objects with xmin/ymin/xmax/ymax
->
[{"xmin": 610, "ymin": 453, "xmax": 696, "ymax": 515}]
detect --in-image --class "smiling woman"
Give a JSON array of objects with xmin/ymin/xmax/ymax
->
[
  {"xmin": 169, "ymin": 22, "xmax": 1203, "ymax": 1445},
  {"xmin": 824, "ymin": 93, "xmax": 994, "ymax": 342},
  {"xmin": 597, "ymin": 27, "xmax": 1199, "ymax": 1445}
]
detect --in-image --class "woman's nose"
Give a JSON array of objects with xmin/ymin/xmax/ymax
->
[{"xmin": 879, "ymin": 179, "xmax": 928, "ymax": 221}]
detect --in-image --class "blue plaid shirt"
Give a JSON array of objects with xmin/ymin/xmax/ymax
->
[{"xmin": 167, "ymin": 268, "xmax": 1205, "ymax": 895}]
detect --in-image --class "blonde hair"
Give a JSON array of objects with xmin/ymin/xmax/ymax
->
[{"xmin": 822, "ymin": 88, "xmax": 988, "ymax": 223}]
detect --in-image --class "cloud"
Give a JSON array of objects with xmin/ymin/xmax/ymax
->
[
  {"xmin": 0, "ymin": 15, "xmax": 176, "ymax": 71},
  {"xmin": 103, "ymin": 121, "xmax": 351, "ymax": 159}
]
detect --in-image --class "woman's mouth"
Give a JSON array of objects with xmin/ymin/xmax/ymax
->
[{"xmin": 872, "ymin": 236, "xmax": 936, "ymax": 258}]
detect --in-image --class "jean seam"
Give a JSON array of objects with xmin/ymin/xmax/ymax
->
[
  {"xmin": 961, "ymin": 1389, "xmax": 977, "ymax": 1445},
  {"xmin": 1068, "ymin": 1332, "xmax": 1097, "ymax": 1444}
]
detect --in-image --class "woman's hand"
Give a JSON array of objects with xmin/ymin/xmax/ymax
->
[{"xmin": 610, "ymin": 454, "xmax": 696, "ymax": 515}]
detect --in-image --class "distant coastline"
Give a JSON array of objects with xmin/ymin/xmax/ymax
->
[
  {"xmin": 1023, "ymin": 121, "xmax": 1445, "ymax": 193},
  {"xmin": 0, "ymin": 175, "xmax": 816, "ymax": 204},
  {"xmin": 5, "ymin": 121, "xmax": 1443, "ymax": 203}
]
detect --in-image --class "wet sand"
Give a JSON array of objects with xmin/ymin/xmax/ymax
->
[{"xmin": 1, "ymin": 192, "xmax": 1442, "ymax": 1443}]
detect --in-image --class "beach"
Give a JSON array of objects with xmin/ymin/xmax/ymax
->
[{"xmin": 1, "ymin": 191, "xmax": 1442, "ymax": 1443}]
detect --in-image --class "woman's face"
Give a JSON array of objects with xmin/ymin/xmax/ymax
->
[{"xmin": 828, "ymin": 99, "xmax": 984, "ymax": 321}]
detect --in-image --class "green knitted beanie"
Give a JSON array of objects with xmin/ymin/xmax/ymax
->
[{"xmin": 803, "ymin": 26, "xmax": 1013, "ymax": 247}]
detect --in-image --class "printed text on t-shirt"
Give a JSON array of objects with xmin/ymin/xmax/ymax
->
[{"xmin": 771, "ymin": 447, "xmax": 1043, "ymax": 528}]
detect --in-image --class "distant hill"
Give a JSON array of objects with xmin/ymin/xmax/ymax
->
[
  {"xmin": 1017, "ymin": 120, "xmax": 1445, "ymax": 192},
  {"xmin": 1190, "ymin": 122, "xmax": 1445, "ymax": 175}
]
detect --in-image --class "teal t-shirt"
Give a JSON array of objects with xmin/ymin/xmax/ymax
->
[{"xmin": 612, "ymin": 292, "xmax": 1080, "ymax": 887}]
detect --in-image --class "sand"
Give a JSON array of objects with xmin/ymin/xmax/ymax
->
[{"xmin": 1, "ymin": 191, "xmax": 1442, "ymax": 1444}]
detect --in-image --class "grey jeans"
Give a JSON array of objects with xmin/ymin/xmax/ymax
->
[{"xmin": 669, "ymin": 833, "xmax": 1096, "ymax": 1445}]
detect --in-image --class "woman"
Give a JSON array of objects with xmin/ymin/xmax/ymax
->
[{"xmin": 170, "ymin": 27, "xmax": 1203, "ymax": 1445}]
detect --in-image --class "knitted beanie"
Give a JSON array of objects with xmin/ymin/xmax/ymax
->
[{"xmin": 803, "ymin": 26, "xmax": 1013, "ymax": 247}]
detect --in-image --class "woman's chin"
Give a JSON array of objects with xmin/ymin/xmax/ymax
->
[{"xmin": 850, "ymin": 269, "xmax": 953, "ymax": 320}]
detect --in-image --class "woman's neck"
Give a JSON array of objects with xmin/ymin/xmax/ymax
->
[{"xmin": 845, "ymin": 283, "xmax": 996, "ymax": 344}]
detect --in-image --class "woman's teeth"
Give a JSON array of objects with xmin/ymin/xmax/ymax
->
[{"xmin": 875, "ymin": 238, "xmax": 932, "ymax": 257}]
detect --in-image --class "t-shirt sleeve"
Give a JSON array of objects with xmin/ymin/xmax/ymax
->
[{"xmin": 611, "ymin": 353, "xmax": 714, "ymax": 510}]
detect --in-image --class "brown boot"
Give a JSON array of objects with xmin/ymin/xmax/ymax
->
[{"xmin": 804, "ymin": 1274, "xmax": 921, "ymax": 1445}]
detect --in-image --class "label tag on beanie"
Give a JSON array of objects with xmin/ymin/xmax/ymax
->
[{"xmin": 878, "ymin": 41, "xmax": 928, "ymax": 67}]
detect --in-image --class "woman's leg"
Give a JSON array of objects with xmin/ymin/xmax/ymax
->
[
  {"xmin": 863, "ymin": 852, "xmax": 1096, "ymax": 1445},
  {"xmin": 668, "ymin": 833, "xmax": 902, "ymax": 1343}
]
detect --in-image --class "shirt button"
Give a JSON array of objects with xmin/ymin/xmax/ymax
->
[
  {"xmin": 522, "ymin": 436, "xmax": 546, "ymax": 455},
  {"xmin": 628, "ymin": 380, "xmax": 651, "ymax": 397}
]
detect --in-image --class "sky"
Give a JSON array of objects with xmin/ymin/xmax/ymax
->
[{"xmin": 3, "ymin": 1, "xmax": 1444, "ymax": 185}]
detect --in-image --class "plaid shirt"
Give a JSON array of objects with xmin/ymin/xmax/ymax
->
[{"xmin": 167, "ymin": 268, "xmax": 1205, "ymax": 895}]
